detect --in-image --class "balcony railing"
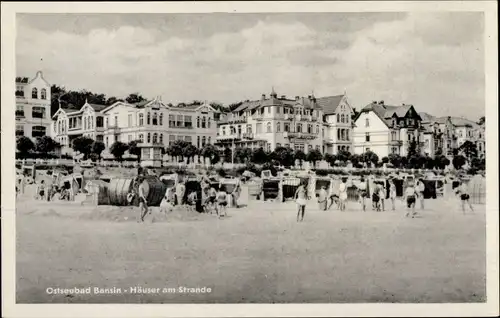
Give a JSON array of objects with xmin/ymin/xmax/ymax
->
[
  {"xmin": 242, "ymin": 133, "xmax": 254, "ymax": 139},
  {"xmin": 283, "ymin": 132, "xmax": 317, "ymax": 140},
  {"xmin": 216, "ymin": 133, "xmax": 241, "ymax": 141}
]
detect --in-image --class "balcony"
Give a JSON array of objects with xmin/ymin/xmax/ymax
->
[
  {"xmin": 32, "ymin": 112, "xmax": 45, "ymax": 119},
  {"xmin": 172, "ymin": 125, "xmax": 194, "ymax": 129},
  {"xmin": 216, "ymin": 133, "xmax": 241, "ymax": 141},
  {"xmin": 283, "ymin": 131, "xmax": 317, "ymax": 140},
  {"xmin": 284, "ymin": 114, "xmax": 293, "ymax": 120},
  {"xmin": 242, "ymin": 132, "xmax": 254, "ymax": 139},
  {"xmin": 229, "ymin": 117, "xmax": 247, "ymax": 124},
  {"xmin": 107, "ymin": 125, "xmax": 121, "ymax": 133}
]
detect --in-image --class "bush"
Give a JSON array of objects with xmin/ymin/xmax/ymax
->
[{"xmin": 216, "ymin": 168, "xmax": 227, "ymax": 177}]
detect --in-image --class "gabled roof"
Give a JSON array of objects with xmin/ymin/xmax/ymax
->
[
  {"xmin": 87, "ymin": 103, "xmax": 107, "ymax": 112},
  {"xmin": 419, "ymin": 112, "xmax": 435, "ymax": 123},
  {"xmin": 315, "ymin": 94, "xmax": 345, "ymax": 115},
  {"xmin": 357, "ymin": 102, "xmax": 422, "ymax": 127},
  {"xmin": 52, "ymin": 107, "xmax": 79, "ymax": 118}
]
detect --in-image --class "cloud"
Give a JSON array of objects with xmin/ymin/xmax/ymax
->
[{"xmin": 16, "ymin": 13, "xmax": 484, "ymax": 119}]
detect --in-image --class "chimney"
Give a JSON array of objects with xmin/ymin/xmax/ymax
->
[{"xmin": 261, "ymin": 94, "xmax": 266, "ymax": 100}]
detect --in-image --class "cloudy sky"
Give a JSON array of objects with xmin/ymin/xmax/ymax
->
[{"xmin": 16, "ymin": 12, "xmax": 484, "ymax": 119}]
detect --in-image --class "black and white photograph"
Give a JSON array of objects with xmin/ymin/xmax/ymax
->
[{"xmin": 2, "ymin": 1, "xmax": 498, "ymax": 317}]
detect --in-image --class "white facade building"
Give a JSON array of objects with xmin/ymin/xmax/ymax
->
[
  {"xmin": 216, "ymin": 89, "xmax": 354, "ymax": 155},
  {"xmin": 15, "ymin": 71, "xmax": 52, "ymax": 140},
  {"xmin": 353, "ymin": 101, "xmax": 423, "ymax": 158}
]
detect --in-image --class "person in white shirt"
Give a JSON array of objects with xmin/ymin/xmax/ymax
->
[
  {"xmin": 389, "ymin": 179, "xmax": 397, "ymax": 211},
  {"xmin": 137, "ymin": 177, "xmax": 149, "ymax": 222},
  {"xmin": 378, "ymin": 183, "xmax": 386, "ymax": 211},
  {"xmin": 403, "ymin": 182, "xmax": 417, "ymax": 218},
  {"xmin": 338, "ymin": 178, "xmax": 348, "ymax": 211},
  {"xmin": 357, "ymin": 177, "xmax": 368, "ymax": 212},
  {"xmin": 175, "ymin": 181, "xmax": 186, "ymax": 206},
  {"xmin": 416, "ymin": 179, "xmax": 426, "ymax": 210},
  {"xmin": 456, "ymin": 181, "xmax": 474, "ymax": 214},
  {"xmin": 295, "ymin": 182, "xmax": 308, "ymax": 222}
]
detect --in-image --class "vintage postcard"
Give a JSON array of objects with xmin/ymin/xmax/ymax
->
[{"xmin": 1, "ymin": 1, "xmax": 498, "ymax": 317}]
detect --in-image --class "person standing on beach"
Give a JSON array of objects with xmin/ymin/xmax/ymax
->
[
  {"xmin": 456, "ymin": 181, "xmax": 474, "ymax": 214},
  {"xmin": 403, "ymin": 182, "xmax": 417, "ymax": 218},
  {"xmin": 389, "ymin": 179, "xmax": 397, "ymax": 211},
  {"xmin": 295, "ymin": 182, "xmax": 307, "ymax": 222},
  {"xmin": 175, "ymin": 180, "xmax": 186, "ymax": 207},
  {"xmin": 137, "ymin": 177, "xmax": 149, "ymax": 222},
  {"xmin": 416, "ymin": 179, "xmax": 426, "ymax": 210},
  {"xmin": 338, "ymin": 178, "xmax": 348, "ymax": 211},
  {"xmin": 378, "ymin": 183, "xmax": 386, "ymax": 211},
  {"xmin": 318, "ymin": 186, "xmax": 328, "ymax": 211},
  {"xmin": 357, "ymin": 177, "xmax": 368, "ymax": 212}
]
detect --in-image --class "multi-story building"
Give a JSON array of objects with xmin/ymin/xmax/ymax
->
[
  {"xmin": 353, "ymin": 101, "xmax": 423, "ymax": 158},
  {"xmin": 216, "ymin": 89, "xmax": 354, "ymax": 155},
  {"xmin": 100, "ymin": 97, "xmax": 217, "ymax": 150},
  {"xmin": 15, "ymin": 71, "xmax": 52, "ymax": 140},
  {"xmin": 51, "ymin": 100, "xmax": 107, "ymax": 154}
]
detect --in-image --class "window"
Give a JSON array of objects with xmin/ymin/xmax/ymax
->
[
  {"xmin": 16, "ymin": 124, "xmax": 24, "ymax": 136},
  {"xmin": 159, "ymin": 113, "xmax": 163, "ymax": 125},
  {"xmin": 365, "ymin": 118, "xmax": 370, "ymax": 127},
  {"xmin": 84, "ymin": 117, "xmax": 87, "ymax": 130},
  {"xmin": 153, "ymin": 133, "xmax": 158, "ymax": 143},
  {"xmin": 341, "ymin": 114, "xmax": 345, "ymax": 123},
  {"xmin": 246, "ymin": 124, "xmax": 252, "ymax": 134},
  {"xmin": 307, "ymin": 124, "xmax": 312, "ymax": 134},
  {"xmin": 266, "ymin": 143, "xmax": 271, "ymax": 152},
  {"xmin": 169, "ymin": 115, "xmax": 175, "ymax": 127},
  {"xmin": 197, "ymin": 136, "xmax": 200, "ymax": 148},
  {"xmin": 256, "ymin": 123, "xmax": 262, "ymax": 134},
  {"xmin": 147, "ymin": 133, "xmax": 151, "ymax": 143},
  {"xmin": 391, "ymin": 131, "xmax": 396, "ymax": 140},
  {"xmin": 316, "ymin": 145, "xmax": 321, "ymax": 151},
  {"xmin": 32, "ymin": 125, "xmax": 46, "ymax": 138},
  {"xmin": 32, "ymin": 106, "xmax": 45, "ymax": 119},
  {"xmin": 208, "ymin": 118, "xmax": 211, "ymax": 129},
  {"xmin": 41, "ymin": 88, "xmax": 47, "ymax": 100},
  {"xmin": 202, "ymin": 136, "xmax": 206, "ymax": 146},
  {"xmin": 266, "ymin": 122, "xmax": 272, "ymax": 133},
  {"xmin": 147, "ymin": 112, "xmax": 151, "ymax": 125},
  {"xmin": 297, "ymin": 124, "xmax": 302, "ymax": 133},
  {"xmin": 276, "ymin": 143, "xmax": 281, "ymax": 148},
  {"xmin": 177, "ymin": 115, "xmax": 183, "ymax": 127},
  {"xmin": 128, "ymin": 114, "xmax": 132, "ymax": 127},
  {"xmin": 184, "ymin": 116, "xmax": 192, "ymax": 128},
  {"xmin": 114, "ymin": 115, "xmax": 118, "ymax": 127},
  {"xmin": 90, "ymin": 117, "xmax": 93, "ymax": 129},
  {"xmin": 365, "ymin": 133, "xmax": 370, "ymax": 142},
  {"xmin": 139, "ymin": 134, "xmax": 144, "ymax": 143},
  {"xmin": 31, "ymin": 88, "xmax": 38, "ymax": 99},
  {"xmin": 337, "ymin": 114, "xmax": 340, "ymax": 122},
  {"xmin": 316, "ymin": 125, "xmax": 319, "ymax": 134},
  {"xmin": 197, "ymin": 116, "xmax": 200, "ymax": 128},
  {"xmin": 152, "ymin": 113, "xmax": 158, "ymax": 125},
  {"xmin": 276, "ymin": 122, "xmax": 281, "ymax": 132},
  {"xmin": 346, "ymin": 116, "xmax": 349, "ymax": 124},
  {"xmin": 284, "ymin": 123, "xmax": 290, "ymax": 132},
  {"xmin": 322, "ymin": 128, "xmax": 325, "ymax": 138},
  {"xmin": 128, "ymin": 135, "xmax": 132, "ymax": 142},
  {"xmin": 346, "ymin": 130, "xmax": 349, "ymax": 141},
  {"xmin": 201, "ymin": 117, "xmax": 206, "ymax": 128},
  {"xmin": 392, "ymin": 147, "xmax": 398, "ymax": 154},
  {"xmin": 337, "ymin": 129, "xmax": 341, "ymax": 140},
  {"xmin": 106, "ymin": 137, "xmax": 109, "ymax": 147},
  {"xmin": 159, "ymin": 134, "xmax": 163, "ymax": 144},
  {"xmin": 169, "ymin": 135, "xmax": 176, "ymax": 145},
  {"xmin": 285, "ymin": 143, "xmax": 290, "ymax": 148},
  {"xmin": 16, "ymin": 105, "xmax": 24, "ymax": 117},
  {"xmin": 222, "ymin": 127, "xmax": 226, "ymax": 136},
  {"xmin": 139, "ymin": 114, "xmax": 144, "ymax": 126},
  {"xmin": 186, "ymin": 136, "xmax": 192, "ymax": 143}
]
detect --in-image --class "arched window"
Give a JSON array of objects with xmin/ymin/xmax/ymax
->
[
  {"xmin": 159, "ymin": 113, "xmax": 163, "ymax": 125},
  {"xmin": 153, "ymin": 133, "xmax": 158, "ymax": 143},
  {"xmin": 337, "ymin": 114, "xmax": 340, "ymax": 122},
  {"xmin": 266, "ymin": 122, "xmax": 272, "ymax": 133},
  {"xmin": 147, "ymin": 112, "xmax": 151, "ymax": 125},
  {"xmin": 152, "ymin": 112, "xmax": 158, "ymax": 125},
  {"xmin": 41, "ymin": 88, "xmax": 47, "ymax": 100},
  {"xmin": 202, "ymin": 117, "xmax": 207, "ymax": 128},
  {"xmin": 276, "ymin": 122, "xmax": 281, "ymax": 132},
  {"xmin": 147, "ymin": 133, "xmax": 151, "ymax": 143},
  {"xmin": 307, "ymin": 124, "xmax": 312, "ymax": 134},
  {"xmin": 159, "ymin": 134, "xmax": 163, "ymax": 144},
  {"xmin": 139, "ymin": 134, "xmax": 144, "ymax": 143},
  {"xmin": 139, "ymin": 114, "xmax": 144, "ymax": 126},
  {"xmin": 297, "ymin": 123, "xmax": 302, "ymax": 133},
  {"xmin": 32, "ymin": 88, "xmax": 38, "ymax": 99}
]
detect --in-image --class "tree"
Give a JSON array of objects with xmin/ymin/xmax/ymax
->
[
  {"xmin": 478, "ymin": 116, "xmax": 485, "ymax": 125},
  {"xmin": 91, "ymin": 141, "xmax": 105, "ymax": 161},
  {"xmin": 234, "ymin": 147, "xmax": 252, "ymax": 164},
  {"xmin": 362, "ymin": 150, "xmax": 379, "ymax": 167},
  {"xmin": 125, "ymin": 93, "xmax": 147, "ymax": 104},
  {"xmin": 71, "ymin": 136, "xmax": 94, "ymax": 160},
  {"xmin": 452, "ymin": 155, "xmax": 467, "ymax": 170},
  {"xmin": 434, "ymin": 155, "xmax": 450, "ymax": 170},
  {"xmin": 16, "ymin": 136, "xmax": 35, "ymax": 158},
  {"xmin": 167, "ymin": 140, "xmax": 190, "ymax": 162},
  {"xmin": 106, "ymin": 96, "xmax": 124, "ymax": 106},
  {"xmin": 127, "ymin": 140, "xmax": 142, "ymax": 162},
  {"xmin": 35, "ymin": 136, "xmax": 59, "ymax": 154},
  {"xmin": 407, "ymin": 140, "xmax": 419, "ymax": 158},
  {"xmin": 201, "ymin": 144, "xmax": 219, "ymax": 165},
  {"xmin": 183, "ymin": 144, "xmax": 198, "ymax": 164},
  {"xmin": 381, "ymin": 156, "xmax": 389, "ymax": 165},
  {"xmin": 223, "ymin": 147, "xmax": 233, "ymax": 163},
  {"xmin": 252, "ymin": 147, "xmax": 268, "ymax": 164},
  {"xmin": 324, "ymin": 153, "xmax": 336, "ymax": 167},
  {"xmin": 459, "ymin": 140, "xmax": 478, "ymax": 163},
  {"xmin": 306, "ymin": 149, "xmax": 323, "ymax": 168},
  {"xmin": 294, "ymin": 150, "xmax": 306, "ymax": 168},
  {"xmin": 388, "ymin": 154, "xmax": 402, "ymax": 168},
  {"xmin": 336, "ymin": 149, "xmax": 351, "ymax": 164},
  {"xmin": 110, "ymin": 141, "xmax": 129, "ymax": 162},
  {"xmin": 272, "ymin": 147, "xmax": 295, "ymax": 167}
]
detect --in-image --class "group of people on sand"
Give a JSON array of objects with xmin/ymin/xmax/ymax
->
[
  {"xmin": 128, "ymin": 173, "xmax": 241, "ymax": 223},
  {"xmin": 294, "ymin": 176, "xmax": 474, "ymax": 222},
  {"xmin": 16, "ymin": 176, "xmax": 73, "ymax": 202}
]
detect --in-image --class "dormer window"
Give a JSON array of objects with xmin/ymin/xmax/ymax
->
[{"xmin": 41, "ymin": 88, "xmax": 47, "ymax": 100}]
